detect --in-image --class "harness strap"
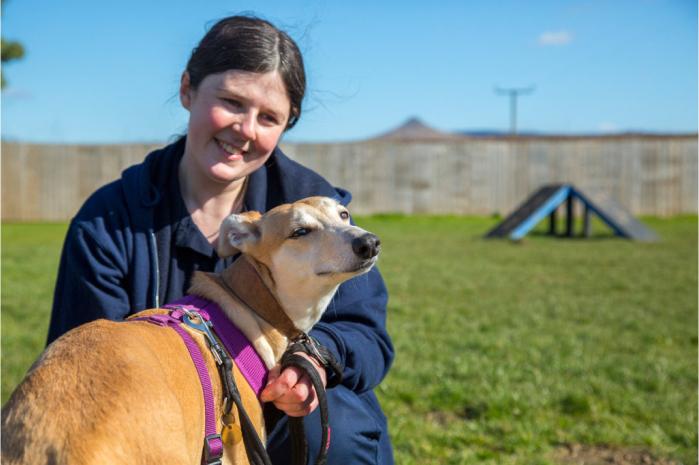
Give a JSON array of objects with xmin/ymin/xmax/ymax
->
[
  {"xmin": 162, "ymin": 302, "xmax": 273, "ymax": 465},
  {"xmin": 132, "ymin": 312, "xmax": 223, "ymax": 465}
]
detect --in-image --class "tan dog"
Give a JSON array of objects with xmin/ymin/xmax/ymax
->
[{"xmin": 1, "ymin": 196, "xmax": 381, "ymax": 465}]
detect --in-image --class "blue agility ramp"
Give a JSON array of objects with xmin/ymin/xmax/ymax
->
[{"xmin": 485, "ymin": 184, "xmax": 658, "ymax": 241}]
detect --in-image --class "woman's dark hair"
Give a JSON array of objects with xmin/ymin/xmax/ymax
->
[{"xmin": 186, "ymin": 16, "xmax": 306, "ymax": 129}]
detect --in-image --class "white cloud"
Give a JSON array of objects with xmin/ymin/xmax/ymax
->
[{"xmin": 538, "ymin": 31, "xmax": 573, "ymax": 46}]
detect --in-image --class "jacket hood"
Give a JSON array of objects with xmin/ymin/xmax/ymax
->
[{"xmin": 121, "ymin": 137, "xmax": 185, "ymax": 216}]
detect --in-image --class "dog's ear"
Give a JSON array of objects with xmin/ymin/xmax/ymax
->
[{"xmin": 217, "ymin": 211, "xmax": 262, "ymax": 257}]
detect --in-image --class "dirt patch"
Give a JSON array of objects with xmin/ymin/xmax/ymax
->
[
  {"xmin": 425, "ymin": 403, "xmax": 488, "ymax": 425},
  {"xmin": 553, "ymin": 444, "xmax": 682, "ymax": 465},
  {"xmin": 425, "ymin": 410, "xmax": 458, "ymax": 426}
]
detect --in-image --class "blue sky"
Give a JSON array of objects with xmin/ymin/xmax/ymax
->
[{"xmin": 2, "ymin": 0, "xmax": 697, "ymax": 143}]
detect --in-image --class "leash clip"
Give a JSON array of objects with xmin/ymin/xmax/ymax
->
[
  {"xmin": 302, "ymin": 334, "xmax": 326, "ymax": 365},
  {"xmin": 291, "ymin": 333, "xmax": 326, "ymax": 366},
  {"xmin": 176, "ymin": 308, "xmax": 238, "ymax": 416},
  {"xmin": 181, "ymin": 310, "xmax": 224, "ymax": 366}
]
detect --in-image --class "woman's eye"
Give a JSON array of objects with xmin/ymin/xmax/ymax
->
[
  {"xmin": 223, "ymin": 98, "xmax": 242, "ymax": 107},
  {"xmin": 290, "ymin": 228, "xmax": 309, "ymax": 238},
  {"xmin": 340, "ymin": 211, "xmax": 350, "ymax": 220},
  {"xmin": 261, "ymin": 113, "xmax": 279, "ymax": 125}
]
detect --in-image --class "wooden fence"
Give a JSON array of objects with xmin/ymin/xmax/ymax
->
[{"xmin": 2, "ymin": 135, "xmax": 696, "ymax": 221}]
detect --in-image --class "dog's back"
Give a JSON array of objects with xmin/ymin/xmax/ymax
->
[{"xmin": 1, "ymin": 318, "xmax": 209, "ymax": 465}]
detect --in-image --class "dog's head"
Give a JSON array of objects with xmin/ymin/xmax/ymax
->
[{"xmin": 217, "ymin": 196, "xmax": 380, "ymax": 329}]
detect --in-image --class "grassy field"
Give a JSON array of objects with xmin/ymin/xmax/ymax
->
[{"xmin": 2, "ymin": 216, "xmax": 697, "ymax": 464}]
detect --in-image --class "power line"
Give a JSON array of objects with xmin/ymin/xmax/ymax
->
[{"xmin": 494, "ymin": 85, "xmax": 536, "ymax": 135}]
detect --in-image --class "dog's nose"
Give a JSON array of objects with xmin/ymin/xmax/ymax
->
[{"xmin": 352, "ymin": 233, "xmax": 381, "ymax": 259}]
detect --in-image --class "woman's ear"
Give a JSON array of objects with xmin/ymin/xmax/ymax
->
[
  {"xmin": 217, "ymin": 211, "xmax": 263, "ymax": 258},
  {"xmin": 180, "ymin": 72, "xmax": 192, "ymax": 110}
]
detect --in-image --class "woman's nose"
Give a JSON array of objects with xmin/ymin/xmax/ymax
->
[{"xmin": 236, "ymin": 113, "xmax": 257, "ymax": 141}]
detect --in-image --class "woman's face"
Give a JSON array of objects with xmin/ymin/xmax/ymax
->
[{"xmin": 180, "ymin": 69, "xmax": 291, "ymax": 185}]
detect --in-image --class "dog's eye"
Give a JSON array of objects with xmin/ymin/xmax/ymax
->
[
  {"xmin": 290, "ymin": 228, "xmax": 310, "ymax": 239},
  {"xmin": 339, "ymin": 211, "xmax": 350, "ymax": 220}
]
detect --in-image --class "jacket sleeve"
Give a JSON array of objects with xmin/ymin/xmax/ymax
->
[
  {"xmin": 46, "ymin": 219, "xmax": 131, "ymax": 345},
  {"xmin": 310, "ymin": 266, "xmax": 394, "ymax": 393}
]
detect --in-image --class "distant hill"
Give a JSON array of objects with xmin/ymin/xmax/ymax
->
[
  {"xmin": 370, "ymin": 117, "xmax": 464, "ymax": 141},
  {"xmin": 370, "ymin": 117, "xmax": 553, "ymax": 140}
]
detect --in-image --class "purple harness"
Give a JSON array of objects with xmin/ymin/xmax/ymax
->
[
  {"xmin": 167, "ymin": 295, "xmax": 269, "ymax": 396},
  {"xmin": 132, "ymin": 295, "xmax": 268, "ymax": 465}
]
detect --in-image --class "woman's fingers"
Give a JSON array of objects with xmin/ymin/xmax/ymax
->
[{"xmin": 260, "ymin": 352, "xmax": 326, "ymax": 416}]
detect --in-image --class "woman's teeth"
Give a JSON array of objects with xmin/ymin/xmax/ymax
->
[{"xmin": 217, "ymin": 139, "xmax": 243, "ymax": 155}]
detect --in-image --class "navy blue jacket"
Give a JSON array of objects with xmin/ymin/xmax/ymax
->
[{"xmin": 47, "ymin": 137, "xmax": 394, "ymax": 395}]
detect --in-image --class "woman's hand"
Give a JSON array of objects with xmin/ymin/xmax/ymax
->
[{"xmin": 260, "ymin": 352, "xmax": 327, "ymax": 417}]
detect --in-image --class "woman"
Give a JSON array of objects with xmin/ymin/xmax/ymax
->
[{"xmin": 47, "ymin": 15, "xmax": 394, "ymax": 465}]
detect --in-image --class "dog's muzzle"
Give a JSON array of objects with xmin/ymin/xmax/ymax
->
[{"xmin": 352, "ymin": 233, "xmax": 381, "ymax": 259}]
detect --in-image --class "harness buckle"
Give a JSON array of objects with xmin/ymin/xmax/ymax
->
[{"xmin": 203, "ymin": 433, "xmax": 224, "ymax": 465}]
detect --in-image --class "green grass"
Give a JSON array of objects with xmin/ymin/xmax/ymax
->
[
  {"xmin": 2, "ymin": 222, "xmax": 68, "ymax": 398},
  {"xmin": 2, "ymin": 217, "xmax": 697, "ymax": 464}
]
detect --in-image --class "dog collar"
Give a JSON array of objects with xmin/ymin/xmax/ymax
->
[{"xmin": 216, "ymin": 256, "xmax": 302, "ymax": 340}]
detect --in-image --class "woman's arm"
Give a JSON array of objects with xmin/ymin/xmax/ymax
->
[{"xmin": 46, "ymin": 219, "xmax": 131, "ymax": 345}]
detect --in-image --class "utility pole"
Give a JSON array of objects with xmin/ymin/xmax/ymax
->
[{"xmin": 494, "ymin": 85, "xmax": 535, "ymax": 135}]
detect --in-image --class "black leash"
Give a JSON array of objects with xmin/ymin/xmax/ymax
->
[
  {"xmin": 281, "ymin": 335, "xmax": 344, "ymax": 465},
  {"xmin": 220, "ymin": 356, "xmax": 272, "ymax": 465}
]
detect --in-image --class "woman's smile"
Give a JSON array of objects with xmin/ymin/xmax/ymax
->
[{"xmin": 215, "ymin": 137, "xmax": 248, "ymax": 161}]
